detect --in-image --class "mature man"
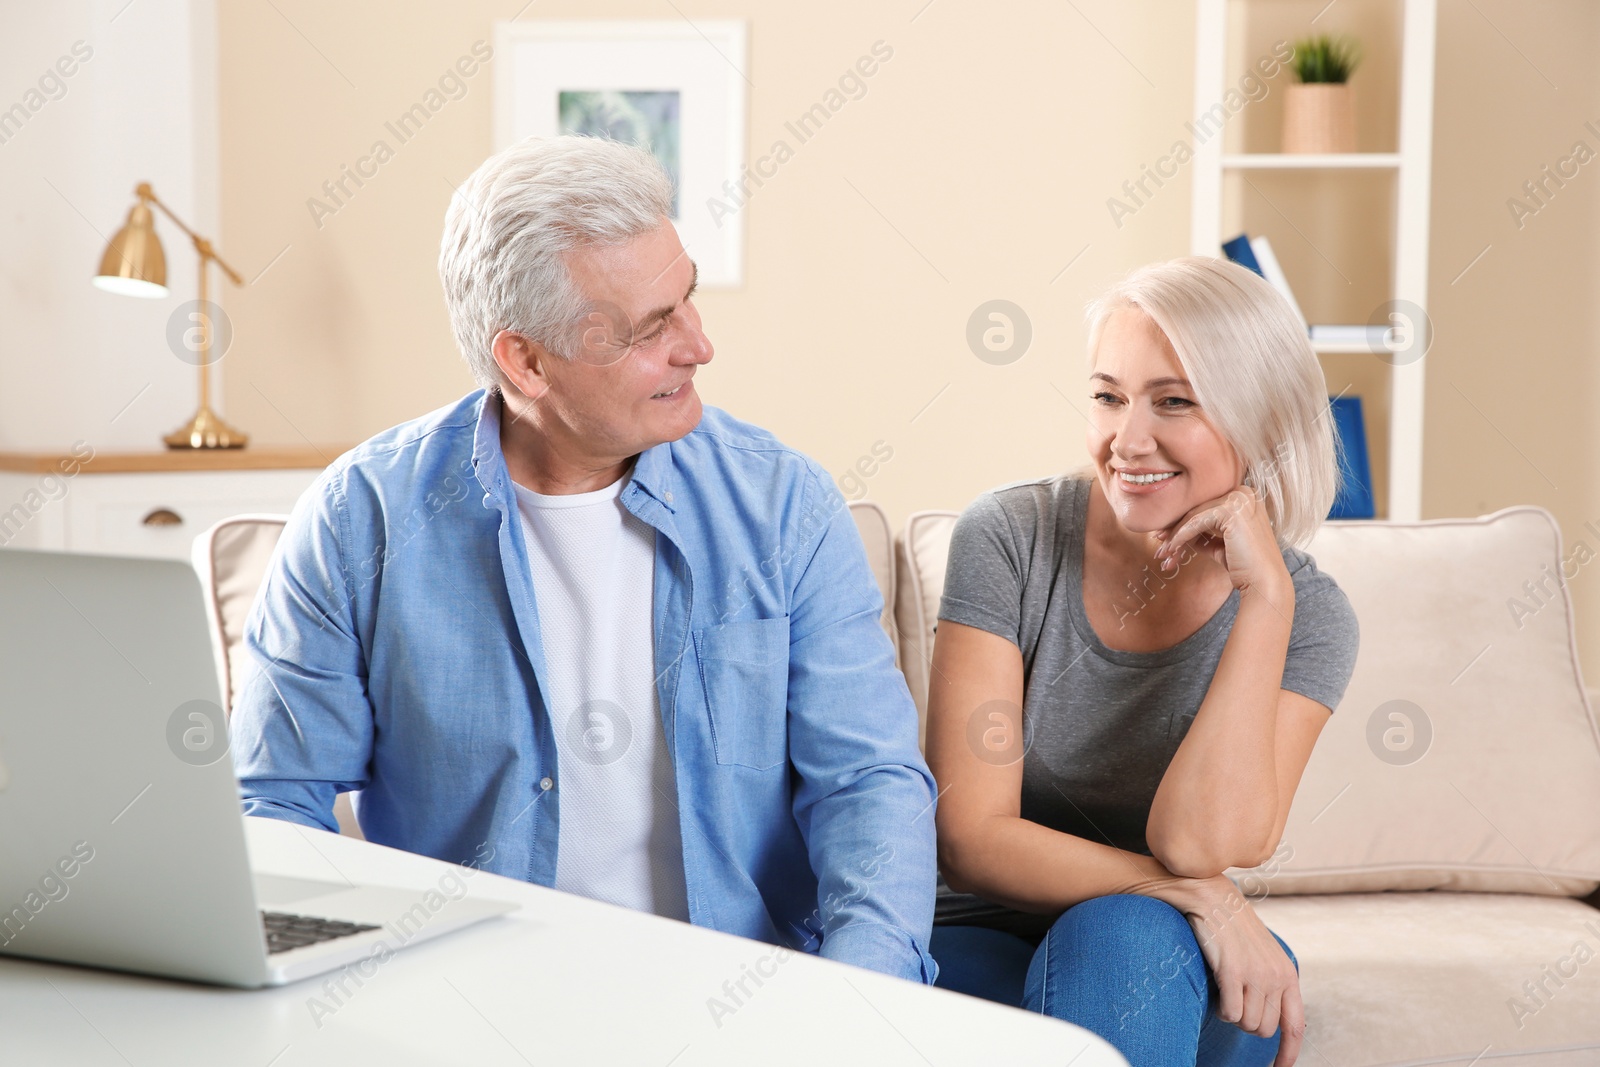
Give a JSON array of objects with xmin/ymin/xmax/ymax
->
[{"xmin": 231, "ymin": 135, "xmax": 937, "ymax": 982}]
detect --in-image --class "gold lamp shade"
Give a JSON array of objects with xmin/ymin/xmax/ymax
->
[
  {"xmin": 93, "ymin": 197, "xmax": 169, "ymax": 298},
  {"xmin": 93, "ymin": 181, "xmax": 249, "ymax": 448}
]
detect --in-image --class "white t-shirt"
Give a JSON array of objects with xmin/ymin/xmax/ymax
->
[{"xmin": 512, "ymin": 470, "xmax": 689, "ymax": 921}]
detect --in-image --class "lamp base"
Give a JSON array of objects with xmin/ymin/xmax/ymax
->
[{"xmin": 164, "ymin": 405, "xmax": 249, "ymax": 450}]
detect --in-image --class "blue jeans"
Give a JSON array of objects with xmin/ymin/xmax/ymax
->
[{"xmin": 930, "ymin": 894, "xmax": 1297, "ymax": 1067}]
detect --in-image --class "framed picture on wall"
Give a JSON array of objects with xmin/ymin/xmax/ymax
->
[{"xmin": 493, "ymin": 20, "xmax": 748, "ymax": 287}]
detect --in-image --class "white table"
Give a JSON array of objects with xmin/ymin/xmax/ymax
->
[{"xmin": 0, "ymin": 817, "xmax": 1127, "ymax": 1066}]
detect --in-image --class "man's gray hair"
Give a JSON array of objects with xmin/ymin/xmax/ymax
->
[{"xmin": 438, "ymin": 135, "xmax": 675, "ymax": 388}]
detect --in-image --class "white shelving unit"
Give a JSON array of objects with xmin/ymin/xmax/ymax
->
[
  {"xmin": 1220, "ymin": 152, "xmax": 1402, "ymax": 169},
  {"xmin": 1190, "ymin": 0, "xmax": 1437, "ymax": 522}
]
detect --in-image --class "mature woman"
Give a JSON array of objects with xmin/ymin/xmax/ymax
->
[{"xmin": 926, "ymin": 257, "xmax": 1359, "ymax": 1067}]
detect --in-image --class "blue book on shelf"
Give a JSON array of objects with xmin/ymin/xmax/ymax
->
[
  {"xmin": 1328, "ymin": 395, "xmax": 1375, "ymax": 519},
  {"xmin": 1222, "ymin": 234, "xmax": 1264, "ymax": 277}
]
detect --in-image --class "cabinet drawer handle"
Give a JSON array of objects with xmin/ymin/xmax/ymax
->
[{"xmin": 141, "ymin": 508, "xmax": 183, "ymax": 527}]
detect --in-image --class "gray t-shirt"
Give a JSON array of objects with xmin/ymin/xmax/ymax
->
[{"xmin": 934, "ymin": 474, "xmax": 1359, "ymax": 938}]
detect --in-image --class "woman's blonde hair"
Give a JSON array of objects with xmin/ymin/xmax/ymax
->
[{"xmin": 1084, "ymin": 256, "xmax": 1339, "ymax": 548}]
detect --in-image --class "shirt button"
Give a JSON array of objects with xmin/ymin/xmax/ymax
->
[
  {"xmin": 664, "ymin": 491, "xmax": 673, "ymax": 503},
  {"xmin": 539, "ymin": 777, "xmax": 553, "ymax": 791}
]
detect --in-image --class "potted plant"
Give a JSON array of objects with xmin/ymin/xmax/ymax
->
[{"xmin": 1282, "ymin": 35, "xmax": 1361, "ymax": 154}]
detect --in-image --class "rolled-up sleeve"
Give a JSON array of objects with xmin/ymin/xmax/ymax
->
[
  {"xmin": 230, "ymin": 468, "xmax": 373, "ymax": 833},
  {"xmin": 784, "ymin": 475, "xmax": 939, "ymax": 984}
]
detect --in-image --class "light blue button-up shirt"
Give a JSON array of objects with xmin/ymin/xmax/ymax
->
[{"xmin": 231, "ymin": 389, "xmax": 939, "ymax": 983}]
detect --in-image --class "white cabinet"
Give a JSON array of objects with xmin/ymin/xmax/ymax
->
[{"xmin": 0, "ymin": 449, "xmax": 340, "ymax": 562}]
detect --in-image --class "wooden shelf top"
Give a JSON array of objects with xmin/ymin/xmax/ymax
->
[{"xmin": 0, "ymin": 446, "xmax": 351, "ymax": 474}]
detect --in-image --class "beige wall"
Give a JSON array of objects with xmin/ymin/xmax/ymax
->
[
  {"xmin": 1424, "ymin": 1, "xmax": 1600, "ymax": 681},
  {"xmin": 217, "ymin": 0, "xmax": 1600, "ymax": 680},
  {"xmin": 0, "ymin": 0, "xmax": 222, "ymax": 453},
  {"xmin": 216, "ymin": 0, "xmax": 1195, "ymax": 498}
]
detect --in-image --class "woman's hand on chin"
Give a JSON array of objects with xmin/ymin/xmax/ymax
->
[{"xmin": 1152, "ymin": 485, "xmax": 1293, "ymax": 605}]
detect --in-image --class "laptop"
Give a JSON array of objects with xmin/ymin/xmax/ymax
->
[{"xmin": 0, "ymin": 548, "xmax": 517, "ymax": 987}]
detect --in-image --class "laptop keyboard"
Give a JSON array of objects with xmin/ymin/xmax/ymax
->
[{"xmin": 262, "ymin": 911, "xmax": 381, "ymax": 955}]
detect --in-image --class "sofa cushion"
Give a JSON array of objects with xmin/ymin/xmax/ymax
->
[
  {"xmin": 1253, "ymin": 892, "xmax": 1600, "ymax": 1064},
  {"xmin": 1238, "ymin": 507, "xmax": 1600, "ymax": 896},
  {"xmin": 895, "ymin": 503, "xmax": 1600, "ymax": 896},
  {"xmin": 893, "ymin": 510, "xmax": 959, "ymax": 749},
  {"xmin": 847, "ymin": 501, "xmax": 897, "ymax": 659},
  {"xmin": 191, "ymin": 514, "xmax": 288, "ymax": 712}
]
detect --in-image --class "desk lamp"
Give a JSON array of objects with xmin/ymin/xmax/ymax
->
[{"xmin": 93, "ymin": 182, "xmax": 249, "ymax": 449}]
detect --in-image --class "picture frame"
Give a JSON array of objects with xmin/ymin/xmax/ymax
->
[{"xmin": 493, "ymin": 20, "xmax": 748, "ymax": 287}]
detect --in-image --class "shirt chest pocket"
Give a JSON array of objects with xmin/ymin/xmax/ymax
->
[{"xmin": 693, "ymin": 616, "xmax": 790, "ymax": 771}]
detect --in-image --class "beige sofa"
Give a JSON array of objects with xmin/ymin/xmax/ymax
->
[
  {"xmin": 883, "ymin": 501, "xmax": 1600, "ymax": 1066},
  {"xmin": 199, "ymin": 501, "xmax": 1600, "ymax": 1063}
]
